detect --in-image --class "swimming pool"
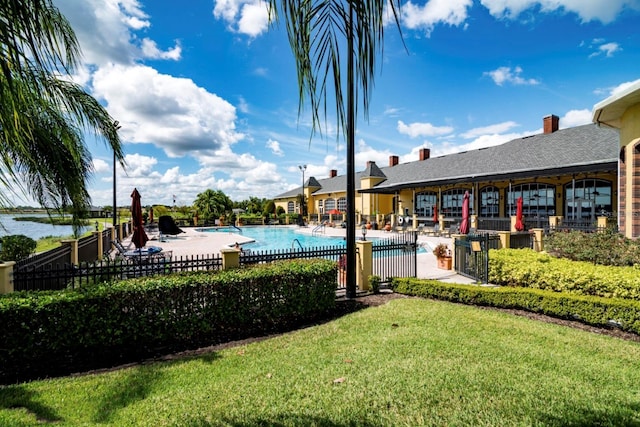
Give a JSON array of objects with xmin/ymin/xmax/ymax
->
[
  {"xmin": 201, "ymin": 226, "xmax": 426, "ymax": 253},
  {"xmin": 202, "ymin": 226, "xmax": 346, "ymax": 251}
]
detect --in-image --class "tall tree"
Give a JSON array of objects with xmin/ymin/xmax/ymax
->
[
  {"xmin": 193, "ymin": 189, "xmax": 233, "ymax": 222},
  {"xmin": 0, "ymin": 0, "xmax": 123, "ymax": 233},
  {"xmin": 268, "ymin": 0, "xmax": 403, "ymax": 297}
]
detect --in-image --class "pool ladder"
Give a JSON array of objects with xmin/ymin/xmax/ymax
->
[
  {"xmin": 312, "ymin": 223, "xmax": 325, "ymax": 236},
  {"xmin": 291, "ymin": 239, "xmax": 304, "ymax": 250}
]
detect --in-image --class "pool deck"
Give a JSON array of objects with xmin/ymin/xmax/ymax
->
[{"xmin": 119, "ymin": 225, "xmax": 476, "ymax": 284}]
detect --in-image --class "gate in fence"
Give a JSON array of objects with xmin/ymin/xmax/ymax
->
[
  {"xmin": 454, "ymin": 233, "xmax": 499, "ymax": 284},
  {"xmin": 372, "ymin": 231, "xmax": 417, "ymax": 282}
]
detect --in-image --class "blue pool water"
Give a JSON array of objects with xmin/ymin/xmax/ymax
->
[
  {"xmin": 202, "ymin": 226, "xmax": 347, "ymax": 251},
  {"xmin": 201, "ymin": 226, "xmax": 426, "ymax": 253}
]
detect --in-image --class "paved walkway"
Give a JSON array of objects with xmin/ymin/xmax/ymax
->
[{"xmin": 119, "ymin": 224, "xmax": 477, "ymax": 285}]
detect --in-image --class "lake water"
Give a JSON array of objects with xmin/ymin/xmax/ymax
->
[{"xmin": 0, "ymin": 213, "xmax": 92, "ymax": 240}]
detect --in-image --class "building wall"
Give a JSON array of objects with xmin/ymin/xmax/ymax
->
[{"xmin": 618, "ymin": 104, "xmax": 640, "ymax": 238}]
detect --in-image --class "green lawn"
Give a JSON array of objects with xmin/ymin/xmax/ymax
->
[{"xmin": 1, "ymin": 298, "xmax": 639, "ymax": 426}]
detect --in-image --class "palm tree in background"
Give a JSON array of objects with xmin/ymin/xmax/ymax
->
[
  {"xmin": 194, "ymin": 189, "xmax": 233, "ymax": 223},
  {"xmin": 268, "ymin": 0, "xmax": 403, "ymax": 297},
  {"xmin": 0, "ymin": 0, "xmax": 123, "ymax": 234}
]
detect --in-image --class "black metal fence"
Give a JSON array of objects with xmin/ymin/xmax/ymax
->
[
  {"xmin": 510, "ymin": 232, "xmax": 533, "ymax": 249},
  {"xmin": 454, "ymin": 233, "xmax": 499, "ymax": 283},
  {"xmin": 12, "ymin": 254, "xmax": 223, "ymax": 292},
  {"xmin": 372, "ymin": 231, "xmax": 417, "ymax": 282}
]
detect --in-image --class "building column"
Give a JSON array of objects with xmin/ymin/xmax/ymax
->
[
  {"xmin": 220, "ymin": 248, "xmax": 240, "ymax": 269},
  {"xmin": 355, "ymin": 240, "xmax": 372, "ymax": 291},
  {"xmin": 0, "ymin": 261, "xmax": 15, "ymax": 294}
]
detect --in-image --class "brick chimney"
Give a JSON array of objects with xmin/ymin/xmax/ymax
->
[
  {"xmin": 329, "ymin": 169, "xmax": 337, "ymax": 178},
  {"xmin": 543, "ymin": 115, "xmax": 559, "ymax": 134},
  {"xmin": 419, "ymin": 148, "xmax": 431, "ymax": 161},
  {"xmin": 389, "ymin": 155, "xmax": 399, "ymax": 167}
]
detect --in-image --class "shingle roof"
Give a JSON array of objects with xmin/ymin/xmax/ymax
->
[{"xmin": 274, "ymin": 123, "xmax": 618, "ymax": 199}]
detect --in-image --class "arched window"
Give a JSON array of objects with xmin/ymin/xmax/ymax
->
[
  {"xmin": 337, "ymin": 197, "xmax": 347, "ymax": 212},
  {"xmin": 414, "ymin": 191, "xmax": 437, "ymax": 218},
  {"xmin": 442, "ymin": 188, "xmax": 472, "ymax": 218},
  {"xmin": 508, "ymin": 183, "xmax": 555, "ymax": 218},
  {"xmin": 564, "ymin": 179, "xmax": 612, "ymax": 220},
  {"xmin": 324, "ymin": 198, "xmax": 336, "ymax": 211},
  {"xmin": 287, "ymin": 201, "xmax": 295, "ymax": 213},
  {"xmin": 479, "ymin": 186, "xmax": 499, "ymax": 217}
]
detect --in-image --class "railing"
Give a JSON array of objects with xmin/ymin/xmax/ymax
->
[
  {"xmin": 372, "ymin": 231, "xmax": 417, "ymax": 282},
  {"xmin": 510, "ymin": 232, "xmax": 533, "ymax": 249},
  {"xmin": 312, "ymin": 223, "xmax": 326, "ymax": 235},
  {"xmin": 477, "ymin": 217, "xmax": 511, "ymax": 231},
  {"xmin": 11, "ymin": 237, "xmax": 419, "ymax": 292},
  {"xmin": 12, "ymin": 254, "xmax": 223, "ymax": 292},
  {"xmin": 14, "ymin": 245, "xmax": 71, "ymax": 273},
  {"xmin": 454, "ymin": 233, "xmax": 494, "ymax": 284}
]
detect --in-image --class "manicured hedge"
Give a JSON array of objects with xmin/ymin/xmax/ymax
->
[
  {"xmin": 489, "ymin": 249, "xmax": 640, "ymax": 301},
  {"xmin": 391, "ymin": 277, "xmax": 640, "ymax": 336},
  {"xmin": 0, "ymin": 259, "xmax": 337, "ymax": 384}
]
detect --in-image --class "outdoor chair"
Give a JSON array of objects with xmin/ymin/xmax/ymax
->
[{"xmin": 158, "ymin": 215, "xmax": 185, "ymax": 241}]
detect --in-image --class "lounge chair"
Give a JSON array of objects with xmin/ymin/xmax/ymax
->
[{"xmin": 158, "ymin": 215, "xmax": 185, "ymax": 241}]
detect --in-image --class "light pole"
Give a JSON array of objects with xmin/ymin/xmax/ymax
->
[
  {"xmin": 299, "ymin": 164, "xmax": 307, "ymax": 217},
  {"xmin": 112, "ymin": 121, "xmax": 121, "ymax": 228}
]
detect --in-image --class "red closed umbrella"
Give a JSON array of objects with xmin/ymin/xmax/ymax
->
[
  {"xmin": 459, "ymin": 191, "xmax": 470, "ymax": 234},
  {"xmin": 131, "ymin": 188, "xmax": 149, "ymax": 249},
  {"xmin": 432, "ymin": 204, "xmax": 438, "ymax": 223},
  {"xmin": 515, "ymin": 196, "xmax": 525, "ymax": 231}
]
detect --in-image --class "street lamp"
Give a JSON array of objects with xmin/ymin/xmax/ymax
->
[
  {"xmin": 298, "ymin": 164, "xmax": 307, "ymax": 216},
  {"xmin": 112, "ymin": 121, "xmax": 121, "ymax": 228},
  {"xmin": 361, "ymin": 224, "xmax": 367, "ymax": 241}
]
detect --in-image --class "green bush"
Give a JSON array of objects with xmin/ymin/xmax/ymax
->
[
  {"xmin": 545, "ymin": 228, "xmax": 640, "ymax": 266},
  {"xmin": 0, "ymin": 234, "xmax": 37, "ymax": 261},
  {"xmin": 391, "ymin": 277, "xmax": 640, "ymax": 336},
  {"xmin": 0, "ymin": 258, "xmax": 337, "ymax": 384},
  {"xmin": 489, "ymin": 249, "xmax": 640, "ymax": 300}
]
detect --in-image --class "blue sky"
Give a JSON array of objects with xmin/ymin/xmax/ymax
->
[{"xmin": 38, "ymin": 0, "xmax": 640, "ymax": 208}]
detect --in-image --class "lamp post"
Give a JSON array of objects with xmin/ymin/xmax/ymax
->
[
  {"xmin": 361, "ymin": 224, "xmax": 367, "ymax": 241},
  {"xmin": 112, "ymin": 121, "xmax": 121, "ymax": 228},
  {"xmin": 298, "ymin": 164, "xmax": 307, "ymax": 216}
]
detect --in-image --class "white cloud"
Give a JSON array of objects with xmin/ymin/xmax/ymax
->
[
  {"xmin": 266, "ymin": 139, "xmax": 284, "ymax": 156},
  {"xmin": 460, "ymin": 121, "xmax": 519, "ymax": 139},
  {"xmin": 141, "ymin": 38, "xmax": 182, "ymax": 60},
  {"xmin": 213, "ymin": 0, "xmax": 269, "ymax": 37},
  {"xmin": 588, "ymin": 39, "xmax": 622, "ymax": 58},
  {"xmin": 54, "ymin": 0, "xmax": 182, "ymax": 66},
  {"xmin": 559, "ymin": 110, "xmax": 592, "ymax": 128},
  {"xmin": 484, "ymin": 66, "xmax": 539, "ymax": 86},
  {"xmin": 93, "ymin": 158, "xmax": 110, "ymax": 173},
  {"xmin": 92, "ymin": 64, "xmax": 244, "ymax": 157},
  {"xmin": 479, "ymin": 0, "xmax": 640, "ymax": 24},
  {"xmin": 401, "ymin": 0, "xmax": 472, "ymax": 34},
  {"xmin": 397, "ymin": 120, "xmax": 454, "ymax": 138},
  {"xmin": 609, "ymin": 78, "xmax": 640, "ymax": 96}
]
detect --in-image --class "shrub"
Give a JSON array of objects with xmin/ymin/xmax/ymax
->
[
  {"xmin": 391, "ymin": 277, "xmax": 640, "ymax": 336},
  {"xmin": 545, "ymin": 229, "xmax": 640, "ymax": 266},
  {"xmin": 368, "ymin": 275, "xmax": 381, "ymax": 294},
  {"xmin": 0, "ymin": 234, "xmax": 37, "ymax": 261},
  {"xmin": 489, "ymin": 249, "xmax": 640, "ymax": 301},
  {"xmin": 0, "ymin": 258, "xmax": 337, "ymax": 384}
]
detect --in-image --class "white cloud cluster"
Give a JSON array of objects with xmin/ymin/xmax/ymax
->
[
  {"xmin": 92, "ymin": 64, "xmax": 244, "ymax": 157},
  {"xmin": 397, "ymin": 121, "xmax": 454, "ymax": 138},
  {"xmin": 401, "ymin": 0, "xmax": 472, "ymax": 34},
  {"xmin": 483, "ymin": 66, "xmax": 539, "ymax": 86},
  {"xmin": 213, "ymin": 0, "xmax": 269, "ymax": 37},
  {"xmin": 480, "ymin": 0, "xmax": 640, "ymax": 24}
]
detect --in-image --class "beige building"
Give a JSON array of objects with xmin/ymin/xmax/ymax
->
[
  {"xmin": 275, "ymin": 115, "xmax": 618, "ymax": 231},
  {"xmin": 593, "ymin": 80, "xmax": 640, "ymax": 238}
]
